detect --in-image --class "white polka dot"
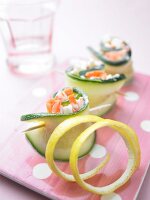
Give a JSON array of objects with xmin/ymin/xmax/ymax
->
[
  {"xmin": 32, "ymin": 88, "xmax": 47, "ymax": 97},
  {"xmin": 101, "ymin": 193, "xmax": 122, "ymax": 200},
  {"xmin": 141, "ymin": 120, "xmax": 150, "ymax": 133},
  {"xmin": 90, "ymin": 144, "xmax": 107, "ymax": 158},
  {"xmin": 33, "ymin": 163, "xmax": 52, "ymax": 179},
  {"xmin": 124, "ymin": 91, "xmax": 139, "ymax": 102}
]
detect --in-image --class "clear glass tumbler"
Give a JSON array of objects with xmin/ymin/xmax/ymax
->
[{"xmin": 0, "ymin": 0, "xmax": 59, "ymax": 76}]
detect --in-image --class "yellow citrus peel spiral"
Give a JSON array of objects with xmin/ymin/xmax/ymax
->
[
  {"xmin": 45, "ymin": 115, "xmax": 110, "ymax": 181},
  {"xmin": 45, "ymin": 115, "xmax": 140, "ymax": 194}
]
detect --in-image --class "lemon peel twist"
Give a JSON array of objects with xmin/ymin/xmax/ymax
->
[
  {"xmin": 45, "ymin": 115, "xmax": 110, "ymax": 181},
  {"xmin": 70, "ymin": 119, "xmax": 140, "ymax": 194},
  {"xmin": 45, "ymin": 115, "xmax": 140, "ymax": 194}
]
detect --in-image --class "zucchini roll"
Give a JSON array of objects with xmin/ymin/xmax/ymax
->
[
  {"xmin": 21, "ymin": 87, "xmax": 95, "ymax": 161},
  {"xmin": 65, "ymin": 60, "xmax": 126, "ymax": 115},
  {"xmin": 88, "ymin": 36, "xmax": 133, "ymax": 83}
]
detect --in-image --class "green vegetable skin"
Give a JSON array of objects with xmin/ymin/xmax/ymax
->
[
  {"xmin": 21, "ymin": 88, "xmax": 95, "ymax": 161},
  {"xmin": 66, "ymin": 69, "xmax": 126, "ymax": 115}
]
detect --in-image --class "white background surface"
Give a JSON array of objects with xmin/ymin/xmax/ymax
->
[
  {"xmin": 53, "ymin": 0, "xmax": 150, "ymax": 75},
  {"xmin": 0, "ymin": 0, "xmax": 150, "ymax": 200}
]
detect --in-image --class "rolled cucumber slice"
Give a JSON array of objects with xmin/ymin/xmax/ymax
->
[
  {"xmin": 66, "ymin": 68, "xmax": 125, "ymax": 110},
  {"xmin": 24, "ymin": 121, "xmax": 96, "ymax": 161},
  {"xmin": 25, "ymin": 125, "xmax": 46, "ymax": 156},
  {"xmin": 21, "ymin": 87, "xmax": 95, "ymax": 161}
]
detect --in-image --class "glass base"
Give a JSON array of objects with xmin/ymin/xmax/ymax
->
[{"xmin": 7, "ymin": 53, "xmax": 55, "ymax": 77}]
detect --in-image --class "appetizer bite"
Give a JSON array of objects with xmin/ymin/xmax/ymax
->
[
  {"xmin": 65, "ymin": 59, "xmax": 126, "ymax": 116},
  {"xmin": 21, "ymin": 89, "xmax": 141, "ymax": 194},
  {"xmin": 21, "ymin": 87, "xmax": 95, "ymax": 161},
  {"xmin": 88, "ymin": 35, "xmax": 133, "ymax": 83}
]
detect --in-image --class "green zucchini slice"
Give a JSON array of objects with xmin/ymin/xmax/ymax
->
[
  {"xmin": 24, "ymin": 123, "xmax": 96, "ymax": 161},
  {"xmin": 21, "ymin": 87, "xmax": 95, "ymax": 161},
  {"xmin": 66, "ymin": 66, "xmax": 125, "ymax": 112}
]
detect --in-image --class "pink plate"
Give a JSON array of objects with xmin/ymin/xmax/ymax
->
[{"xmin": 0, "ymin": 64, "xmax": 150, "ymax": 200}]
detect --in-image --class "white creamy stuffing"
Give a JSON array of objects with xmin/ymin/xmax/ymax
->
[
  {"xmin": 72, "ymin": 103, "xmax": 80, "ymax": 112},
  {"xmin": 70, "ymin": 60, "xmax": 88, "ymax": 75},
  {"xmin": 111, "ymin": 38, "xmax": 123, "ymax": 49},
  {"xmin": 105, "ymin": 74, "xmax": 113, "ymax": 80},
  {"xmin": 77, "ymin": 97, "xmax": 84, "ymax": 108},
  {"xmin": 62, "ymin": 104, "xmax": 73, "ymax": 114},
  {"xmin": 70, "ymin": 59, "xmax": 102, "ymax": 75},
  {"xmin": 61, "ymin": 97, "xmax": 84, "ymax": 114},
  {"xmin": 105, "ymin": 74, "xmax": 120, "ymax": 80},
  {"xmin": 80, "ymin": 75, "xmax": 86, "ymax": 79},
  {"xmin": 102, "ymin": 35, "xmax": 124, "ymax": 50},
  {"xmin": 89, "ymin": 77, "xmax": 97, "ymax": 80}
]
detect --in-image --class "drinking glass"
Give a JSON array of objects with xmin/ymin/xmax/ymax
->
[{"xmin": 0, "ymin": 0, "xmax": 59, "ymax": 76}]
